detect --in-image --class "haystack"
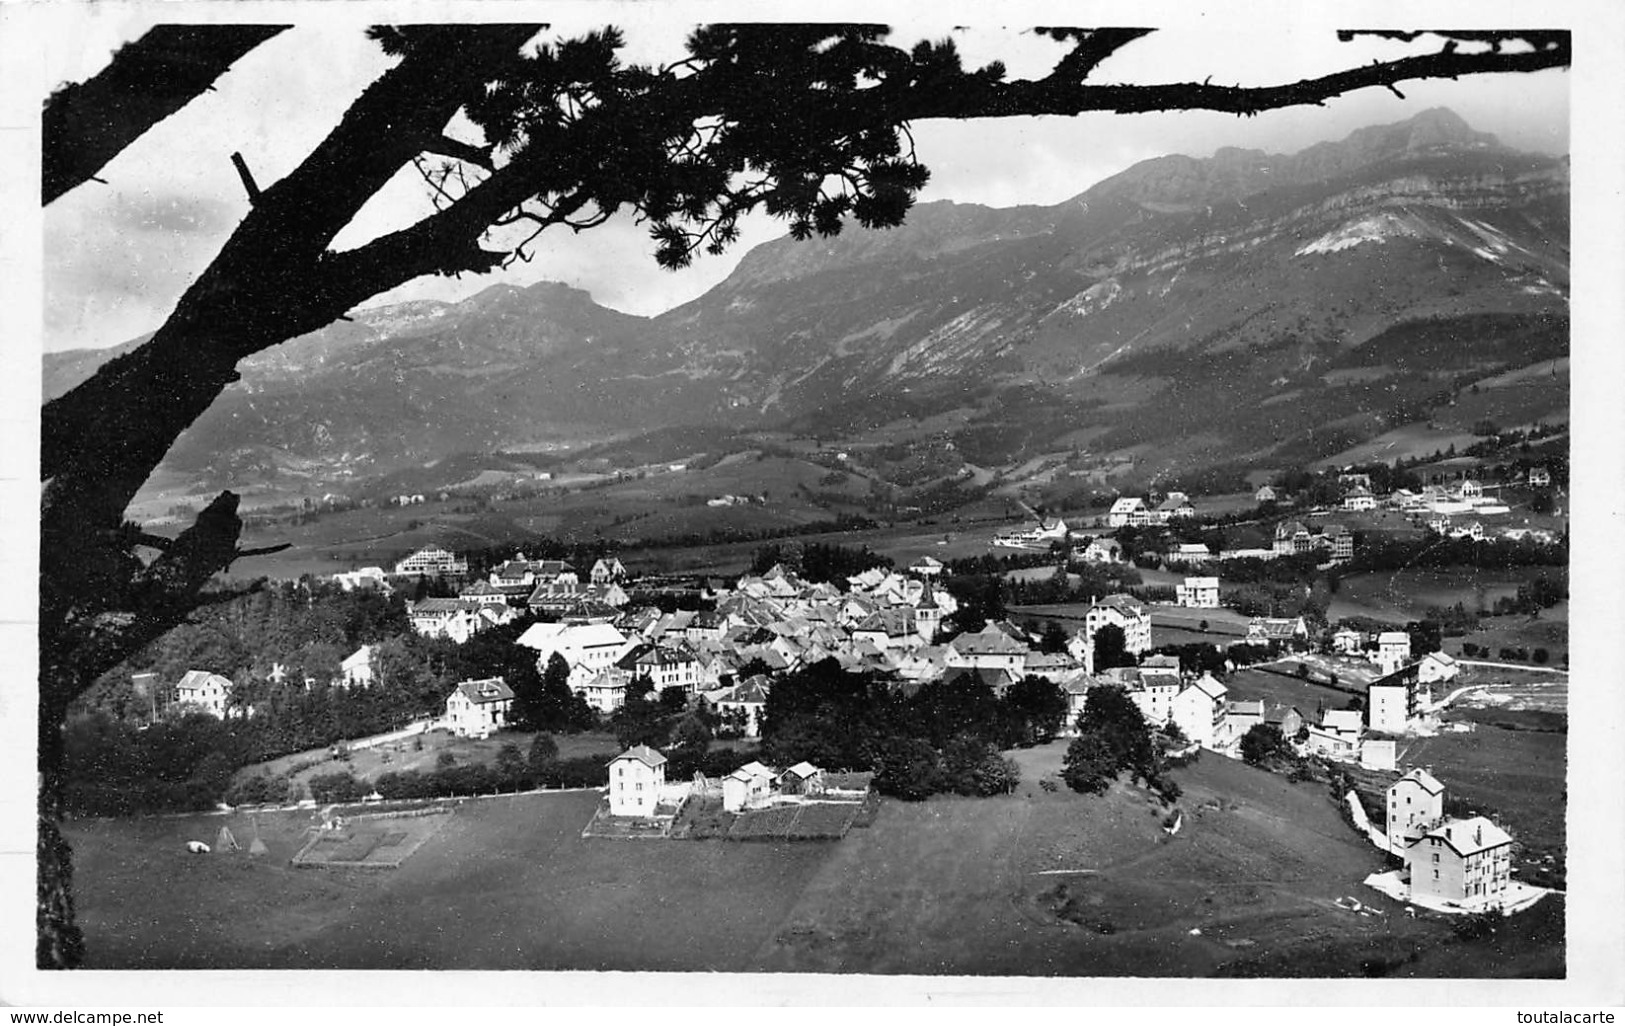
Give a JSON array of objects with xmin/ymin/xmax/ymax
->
[
  {"xmin": 247, "ymin": 837, "xmax": 269, "ymax": 857},
  {"xmin": 215, "ymin": 825, "xmax": 241, "ymax": 852}
]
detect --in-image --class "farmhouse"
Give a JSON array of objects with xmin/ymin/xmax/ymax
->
[
  {"xmin": 1404, "ymin": 816, "xmax": 1514, "ymax": 908},
  {"xmin": 445, "ymin": 677, "xmax": 513, "ymax": 738},
  {"xmin": 1418, "ymin": 651, "xmax": 1460, "ymax": 685},
  {"xmin": 1255, "ymin": 484, "xmax": 1277, "ymax": 503},
  {"xmin": 1342, "ymin": 485, "xmax": 1378, "ymax": 511},
  {"xmin": 174, "ymin": 669, "xmax": 232, "ymax": 719},
  {"xmin": 607, "ymin": 745, "xmax": 667, "ymax": 817},
  {"xmin": 908, "ymin": 555, "xmax": 945, "ymax": 577},
  {"xmin": 722, "ymin": 761, "xmax": 775, "ymax": 812}
]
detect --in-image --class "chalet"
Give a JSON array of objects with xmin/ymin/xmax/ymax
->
[
  {"xmin": 394, "ymin": 545, "xmax": 468, "ymax": 576},
  {"xmin": 444, "ymin": 677, "xmax": 513, "ymax": 738},
  {"xmin": 1262, "ymin": 703, "xmax": 1304, "ymax": 739},
  {"xmin": 1342, "ymin": 485, "xmax": 1378, "ymax": 511},
  {"xmin": 1076, "ymin": 537, "xmax": 1122, "ymax": 564},
  {"xmin": 1459, "ymin": 479, "xmax": 1484, "ymax": 499},
  {"xmin": 339, "ymin": 645, "xmax": 375, "ymax": 689},
  {"xmin": 722, "ymin": 761, "xmax": 775, "ymax": 812},
  {"xmin": 1175, "ymin": 576, "xmax": 1221, "ymax": 609},
  {"xmin": 576, "ymin": 667, "xmax": 634, "ymax": 714},
  {"xmin": 712, "ymin": 675, "xmax": 771, "ymax": 738},
  {"xmin": 1304, "ymin": 707, "xmax": 1362, "ymax": 758},
  {"xmin": 1332, "ymin": 627, "xmax": 1366, "ymax": 654},
  {"xmin": 174, "ymin": 670, "xmax": 231, "ymax": 719},
  {"xmin": 1527, "ymin": 466, "xmax": 1551, "ymax": 488},
  {"xmin": 1405, "ymin": 816, "xmax": 1514, "ymax": 908},
  {"xmin": 607, "ymin": 745, "xmax": 667, "ymax": 817},
  {"xmin": 1157, "ymin": 492, "xmax": 1195, "ymax": 520},
  {"xmin": 1385, "ymin": 768, "xmax": 1445, "ymax": 856},
  {"xmin": 994, "ymin": 516, "xmax": 1069, "ymax": 548},
  {"xmin": 1255, "ymin": 484, "xmax": 1277, "ymax": 504},
  {"xmin": 1107, "ymin": 497, "xmax": 1146, "ymax": 528},
  {"xmin": 777, "ymin": 761, "xmax": 825, "ymax": 796},
  {"xmin": 589, "ymin": 557, "xmax": 627, "ymax": 584},
  {"xmin": 1417, "ymin": 651, "xmax": 1460, "ymax": 685}
]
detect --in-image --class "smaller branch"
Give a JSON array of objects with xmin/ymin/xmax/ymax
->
[
  {"xmin": 230, "ymin": 151, "xmax": 261, "ymax": 205},
  {"xmin": 237, "ymin": 542, "xmax": 292, "ymax": 558},
  {"xmin": 423, "ymin": 134, "xmax": 494, "ymax": 170}
]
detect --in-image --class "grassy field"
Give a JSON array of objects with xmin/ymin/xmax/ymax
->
[
  {"xmin": 1224, "ymin": 667, "xmax": 1363, "ymax": 715},
  {"xmin": 1329, "ymin": 567, "xmax": 1566, "ymax": 625},
  {"xmin": 68, "ymin": 742, "xmax": 1560, "ymax": 976},
  {"xmin": 1399, "ymin": 722, "xmax": 1566, "ymax": 849}
]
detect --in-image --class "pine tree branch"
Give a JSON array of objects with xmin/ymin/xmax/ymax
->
[{"xmin": 43, "ymin": 25, "xmax": 289, "ymax": 204}]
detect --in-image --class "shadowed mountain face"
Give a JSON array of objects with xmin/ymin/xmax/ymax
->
[{"xmin": 45, "ymin": 108, "xmax": 1568, "ymax": 491}]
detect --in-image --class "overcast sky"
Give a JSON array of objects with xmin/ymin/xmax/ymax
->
[{"xmin": 40, "ymin": 10, "xmax": 1570, "ymax": 353}]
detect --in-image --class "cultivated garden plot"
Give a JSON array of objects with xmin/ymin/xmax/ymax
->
[{"xmin": 290, "ymin": 807, "xmax": 450, "ymax": 869}]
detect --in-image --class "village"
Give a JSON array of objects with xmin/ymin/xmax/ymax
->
[{"xmin": 136, "ymin": 456, "xmax": 1565, "ymax": 921}]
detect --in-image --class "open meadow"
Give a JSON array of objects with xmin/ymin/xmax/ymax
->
[
  {"xmin": 67, "ymin": 745, "xmax": 1560, "ymax": 976},
  {"xmin": 1328, "ymin": 566, "xmax": 1567, "ymax": 625}
]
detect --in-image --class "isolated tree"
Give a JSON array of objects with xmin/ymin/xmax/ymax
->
[
  {"xmin": 1239, "ymin": 723, "xmax": 1290, "ymax": 767},
  {"xmin": 37, "ymin": 21, "xmax": 1568, "ymax": 968},
  {"xmin": 527, "ymin": 732, "xmax": 559, "ymax": 779}
]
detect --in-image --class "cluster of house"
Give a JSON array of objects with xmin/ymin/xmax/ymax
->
[
  {"xmin": 993, "ymin": 515, "xmax": 1071, "ymax": 549},
  {"xmin": 1106, "ymin": 493, "xmax": 1197, "ymax": 527},
  {"xmin": 603, "ymin": 745, "xmax": 870, "ymax": 820},
  {"xmin": 506, "ymin": 562, "xmax": 965, "ymax": 720},
  {"xmin": 400, "ymin": 554, "xmax": 632, "ymax": 644},
  {"xmin": 1382, "ymin": 768, "xmax": 1517, "ymax": 910}
]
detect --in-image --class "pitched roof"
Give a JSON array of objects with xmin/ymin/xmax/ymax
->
[
  {"xmin": 176, "ymin": 669, "xmax": 231, "ymax": 692},
  {"xmin": 1189, "ymin": 674, "xmax": 1228, "ymax": 700},
  {"xmin": 781, "ymin": 761, "xmax": 821, "ymax": 779},
  {"xmin": 1227, "ymin": 700, "xmax": 1265, "ymax": 717},
  {"xmin": 610, "ymin": 744, "xmax": 667, "ymax": 769},
  {"xmin": 949, "ymin": 626, "xmax": 1029, "ymax": 656},
  {"xmin": 1393, "ymin": 768, "xmax": 1445, "ymax": 796},
  {"xmin": 1321, "ymin": 709, "xmax": 1363, "ymax": 733},
  {"xmin": 453, "ymin": 677, "xmax": 514, "ymax": 705},
  {"xmin": 411, "ymin": 597, "xmax": 479, "ymax": 615},
  {"xmin": 1412, "ymin": 816, "xmax": 1512, "ymax": 858}
]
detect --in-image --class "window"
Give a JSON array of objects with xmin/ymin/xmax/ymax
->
[
  {"xmin": 1432, "ymin": 853, "xmax": 1439, "ymax": 864},
  {"xmin": 1433, "ymin": 870, "xmax": 1439, "ymax": 880}
]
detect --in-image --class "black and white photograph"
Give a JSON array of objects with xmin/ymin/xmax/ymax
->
[{"xmin": 5, "ymin": 0, "xmax": 1622, "ymax": 1009}]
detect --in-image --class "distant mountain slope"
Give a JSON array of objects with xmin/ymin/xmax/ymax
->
[{"xmin": 45, "ymin": 107, "xmax": 1568, "ymax": 494}]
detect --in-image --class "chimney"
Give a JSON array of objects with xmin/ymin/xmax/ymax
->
[{"xmin": 1475, "ymin": 824, "xmax": 1483, "ymax": 846}]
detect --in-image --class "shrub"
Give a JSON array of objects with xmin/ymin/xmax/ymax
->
[{"xmin": 308, "ymin": 771, "xmax": 365, "ymax": 804}]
